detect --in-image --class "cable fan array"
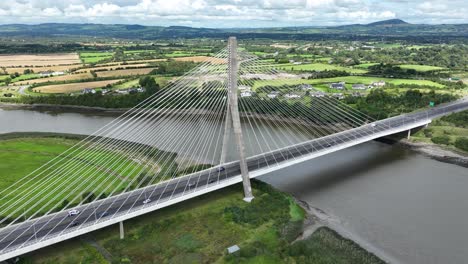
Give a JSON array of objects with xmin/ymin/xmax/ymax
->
[{"xmin": 0, "ymin": 47, "xmax": 381, "ymax": 253}]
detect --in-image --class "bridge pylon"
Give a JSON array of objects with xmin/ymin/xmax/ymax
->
[{"xmin": 225, "ymin": 36, "xmax": 254, "ymax": 202}]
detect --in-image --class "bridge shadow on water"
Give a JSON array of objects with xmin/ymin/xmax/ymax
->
[{"xmin": 260, "ymin": 140, "xmax": 413, "ymax": 195}]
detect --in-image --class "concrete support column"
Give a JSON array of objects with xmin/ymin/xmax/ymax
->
[
  {"xmin": 407, "ymin": 129, "xmax": 411, "ymax": 140},
  {"xmin": 220, "ymin": 99, "xmax": 231, "ymax": 164},
  {"xmin": 227, "ymin": 36, "xmax": 254, "ymax": 202},
  {"xmin": 119, "ymin": 221, "xmax": 124, "ymax": 239}
]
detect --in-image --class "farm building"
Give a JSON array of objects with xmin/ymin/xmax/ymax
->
[
  {"xmin": 329, "ymin": 82, "xmax": 345, "ymax": 90},
  {"xmin": 352, "ymin": 84, "xmax": 366, "ymax": 90}
]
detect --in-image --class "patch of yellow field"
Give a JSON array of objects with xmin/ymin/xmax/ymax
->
[
  {"xmin": 96, "ymin": 68, "xmax": 155, "ymax": 78},
  {"xmin": 15, "ymin": 73, "xmax": 93, "ymax": 86},
  {"xmin": 3, "ymin": 65, "xmax": 82, "ymax": 75},
  {"xmin": 0, "ymin": 53, "xmax": 81, "ymax": 67},
  {"xmin": 33, "ymin": 80, "xmax": 123, "ymax": 94}
]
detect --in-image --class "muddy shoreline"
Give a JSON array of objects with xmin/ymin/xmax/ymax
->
[{"xmin": 292, "ymin": 197, "xmax": 394, "ymax": 264}]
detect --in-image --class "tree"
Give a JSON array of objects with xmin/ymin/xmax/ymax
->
[
  {"xmin": 139, "ymin": 76, "xmax": 160, "ymax": 95},
  {"xmin": 454, "ymin": 137, "xmax": 468, "ymax": 152},
  {"xmin": 4, "ymin": 77, "xmax": 11, "ymax": 86}
]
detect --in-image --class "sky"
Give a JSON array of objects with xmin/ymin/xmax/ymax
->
[{"xmin": 0, "ymin": 0, "xmax": 466, "ymax": 28}]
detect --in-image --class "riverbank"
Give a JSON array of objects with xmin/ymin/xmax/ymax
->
[
  {"xmin": 293, "ymin": 197, "xmax": 394, "ymax": 264},
  {"xmin": 397, "ymin": 139, "xmax": 468, "ymax": 168},
  {"xmin": 0, "ymin": 102, "xmax": 129, "ymax": 115}
]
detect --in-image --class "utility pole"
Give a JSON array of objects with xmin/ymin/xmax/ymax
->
[{"xmin": 226, "ymin": 36, "xmax": 254, "ymax": 202}]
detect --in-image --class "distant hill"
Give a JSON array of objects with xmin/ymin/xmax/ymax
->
[
  {"xmin": 367, "ymin": 19, "xmax": 409, "ymax": 26},
  {"xmin": 0, "ymin": 19, "xmax": 466, "ymax": 41}
]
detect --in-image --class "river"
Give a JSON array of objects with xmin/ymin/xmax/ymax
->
[{"xmin": 1, "ymin": 107, "xmax": 467, "ymax": 264}]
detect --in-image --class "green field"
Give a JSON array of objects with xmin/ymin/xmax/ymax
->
[
  {"xmin": 399, "ymin": 64, "xmax": 446, "ymax": 72},
  {"xmin": 11, "ymin": 73, "xmax": 40, "ymax": 82},
  {"xmin": 80, "ymin": 52, "xmax": 113, "ymax": 58},
  {"xmin": 355, "ymin": 63, "xmax": 379, "ymax": 69},
  {"xmin": 23, "ymin": 179, "xmax": 382, "ymax": 264},
  {"xmin": 80, "ymin": 52, "xmax": 114, "ymax": 63},
  {"xmin": 275, "ymin": 63, "xmax": 368, "ymax": 74},
  {"xmin": 411, "ymin": 112, "xmax": 468, "ymax": 152},
  {"xmin": 252, "ymin": 76, "xmax": 445, "ymax": 90},
  {"xmin": 0, "ymin": 135, "xmax": 172, "ymax": 220},
  {"xmin": 165, "ymin": 51, "xmax": 206, "ymax": 57}
]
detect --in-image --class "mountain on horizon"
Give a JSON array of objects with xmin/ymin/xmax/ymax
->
[
  {"xmin": 366, "ymin": 19, "xmax": 410, "ymax": 26},
  {"xmin": 0, "ymin": 19, "xmax": 465, "ymax": 40}
]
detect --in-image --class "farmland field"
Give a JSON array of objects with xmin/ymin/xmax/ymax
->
[
  {"xmin": 251, "ymin": 76, "xmax": 445, "ymax": 90},
  {"xmin": 355, "ymin": 63, "xmax": 379, "ymax": 68},
  {"xmin": 3, "ymin": 65, "xmax": 82, "ymax": 75},
  {"xmin": 96, "ymin": 68, "xmax": 155, "ymax": 78},
  {"xmin": 399, "ymin": 64, "xmax": 446, "ymax": 72},
  {"xmin": 33, "ymin": 79, "xmax": 123, "ymax": 93},
  {"xmin": 76, "ymin": 63, "xmax": 151, "ymax": 73},
  {"xmin": 15, "ymin": 73, "xmax": 93, "ymax": 85},
  {"xmin": 81, "ymin": 56, "xmax": 113, "ymax": 64},
  {"xmin": 276, "ymin": 63, "xmax": 368, "ymax": 74},
  {"xmin": 0, "ymin": 53, "xmax": 81, "ymax": 67}
]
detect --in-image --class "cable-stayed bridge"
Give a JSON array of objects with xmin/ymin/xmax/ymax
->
[{"xmin": 0, "ymin": 37, "xmax": 467, "ymax": 261}]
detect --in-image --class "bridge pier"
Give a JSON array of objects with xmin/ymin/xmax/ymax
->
[
  {"xmin": 227, "ymin": 36, "xmax": 254, "ymax": 202},
  {"xmin": 119, "ymin": 221, "xmax": 124, "ymax": 239},
  {"xmin": 407, "ymin": 129, "xmax": 411, "ymax": 140}
]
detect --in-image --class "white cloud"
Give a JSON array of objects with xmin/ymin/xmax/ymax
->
[{"xmin": 0, "ymin": 0, "xmax": 465, "ymax": 27}]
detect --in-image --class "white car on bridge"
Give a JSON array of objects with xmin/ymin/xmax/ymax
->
[{"xmin": 68, "ymin": 209, "xmax": 80, "ymax": 217}]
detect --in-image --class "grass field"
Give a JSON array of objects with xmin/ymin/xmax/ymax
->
[
  {"xmin": 80, "ymin": 52, "xmax": 114, "ymax": 64},
  {"xmin": 11, "ymin": 73, "xmax": 40, "ymax": 82},
  {"xmin": 33, "ymin": 79, "xmax": 122, "ymax": 93},
  {"xmin": 81, "ymin": 56, "xmax": 113, "ymax": 64},
  {"xmin": 252, "ymin": 76, "xmax": 445, "ymax": 90},
  {"xmin": 113, "ymin": 75, "xmax": 172, "ymax": 89},
  {"xmin": 16, "ymin": 73, "xmax": 93, "ymax": 86},
  {"xmin": 399, "ymin": 64, "xmax": 446, "ymax": 72},
  {"xmin": 0, "ymin": 136, "xmax": 171, "ymax": 219},
  {"xmin": 355, "ymin": 63, "xmax": 379, "ymax": 69},
  {"xmin": 275, "ymin": 63, "xmax": 368, "ymax": 74}
]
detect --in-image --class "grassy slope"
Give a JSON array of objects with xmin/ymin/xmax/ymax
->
[{"xmin": 0, "ymin": 137, "xmax": 153, "ymax": 219}]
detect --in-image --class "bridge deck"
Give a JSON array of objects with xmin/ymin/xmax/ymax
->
[{"xmin": 0, "ymin": 98, "xmax": 467, "ymax": 261}]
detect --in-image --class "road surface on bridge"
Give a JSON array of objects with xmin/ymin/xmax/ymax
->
[{"xmin": 0, "ymin": 98, "xmax": 467, "ymax": 258}]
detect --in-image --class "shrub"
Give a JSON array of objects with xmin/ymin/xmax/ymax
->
[
  {"xmin": 454, "ymin": 137, "xmax": 468, "ymax": 152},
  {"xmin": 431, "ymin": 136, "xmax": 450, "ymax": 145}
]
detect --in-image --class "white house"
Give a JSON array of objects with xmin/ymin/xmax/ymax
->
[
  {"xmin": 371, "ymin": 80, "xmax": 386, "ymax": 87},
  {"xmin": 284, "ymin": 93, "xmax": 301, "ymax": 99},
  {"xmin": 82, "ymin": 88, "xmax": 96, "ymax": 94},
  {"xmin": 240, "ymin": 91, "xmax": 252, "ymax": 97},
  {"xmin": 310, "ymin": 91, "xmax": 326, "ymax": 97}
]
